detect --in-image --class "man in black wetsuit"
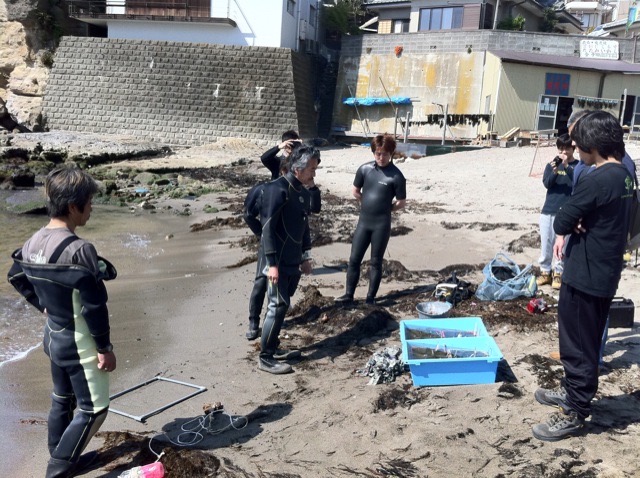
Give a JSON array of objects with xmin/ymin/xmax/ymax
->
[
  {"xmin": 260, "ymin": 129, "xmax": 302, "ymax": 180},
  {"xmin": 8, "ymin": 167, "xmax": 117, "ymax": 477},
  {"xmin": 244, "ymin": 137, "xmax": 321, "ymax": 341},
  {"xmin": 532, "ymin": 111, "xmax": 633, "ymax": 441},
  {"xmin": 335, "ymin": 134, "xmax": 407, "ymax": 305},
  {"xmin": 258, "ymin": 145, "xmax": 319, "ymax": 374}
]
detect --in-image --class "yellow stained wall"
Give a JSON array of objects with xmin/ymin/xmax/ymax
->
[
  {"xmin": 333, "ymin": 51, "xmax": 486, "ymax": 138},
  {"xmin": 333, "ymin": 50, "xmax": 640, "ymax": 138}
]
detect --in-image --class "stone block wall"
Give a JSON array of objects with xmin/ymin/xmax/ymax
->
[{"xmin": 43, "ymin": 37, "xmax": 318, "ymax": 146}]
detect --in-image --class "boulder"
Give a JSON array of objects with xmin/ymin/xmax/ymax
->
[
  {"xmin": 9, "ymin": 63, "xmax": 48, "ymax": 96},
  {"xmin": 11, "ymin": 169, "xmax": 35, "ymax": 187}
]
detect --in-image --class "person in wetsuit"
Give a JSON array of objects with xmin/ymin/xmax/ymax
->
[
  {"xmin": 258, "ymin": 145, "xmax": 319, "ymax": 374},
  {"xmin": 244, "ymin": 135, "xmax": 321, "ymax": 341},
  {"xmin": 260, "ymin": 129, "xmax": 302, "ymax": 180},
  {"xmin": 8, "ymin": 167, "xmax": 117, "ymax": 478},
  {"xmin": 335, "ymin": 134, "xmax": 406, "ymax": 305}
]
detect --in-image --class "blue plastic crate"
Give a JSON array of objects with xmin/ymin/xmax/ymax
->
[
  {"xmin": 402, "ymin": 336, "xmax": 503, "ymax": 386},
  {"xmin": 400, "ymin": 317, "xmax": 489, "ymax": 342}
]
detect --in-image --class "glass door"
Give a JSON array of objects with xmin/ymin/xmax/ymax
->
[{"xmin": 536, "ymin": 95, "xmax": 558, "ymax": 131}]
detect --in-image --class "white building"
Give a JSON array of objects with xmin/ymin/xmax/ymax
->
[{"xmin": 68, "ymin": 0, "xmax": 323, "ymax": 51}]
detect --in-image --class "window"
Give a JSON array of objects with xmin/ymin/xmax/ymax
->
[
  {"xmin": 392, "ymin": 19, "xmax": 410, "ymax": 33},
  {"xmin": 287, "ymin": 0, "xmax": 295, "ymax": 16},
  {"xmin": 579, "ymin": 13, "xmax": 597, "ymax": 28},
  {"xmin": 419, "ymin": 7, "xmax": 464, "ymax": 31},
  {"xmin": 309, "ymin": 4, "xmax": 317, "ymax": 27}
]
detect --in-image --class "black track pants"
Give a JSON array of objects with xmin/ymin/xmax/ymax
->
[{"xmin": 558, "ymin": 283, "xmax": 612, "ymax": 419}]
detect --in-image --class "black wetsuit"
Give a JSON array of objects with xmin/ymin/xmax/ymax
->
[
  {"xmin": 9, "ymin": 228, "xmax": 116, "ymax": 465},
  {"xmin": 259, "ymin": 172, "xmax": 311, "ymax": 357},
  {"xmin": 244, "ymin": 171, "xmax": 320, "ymax": 334},
  {"xmin": 261, "ymin": 146, "xmax": 283, "ymax": 180},
  {"xmin": 345, "ymin": 161, "xmax": 406, "ymax": 300}
]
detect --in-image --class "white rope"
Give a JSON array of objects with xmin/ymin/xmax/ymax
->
[{"xmin": 148, "ymin": 410, "xmax": 249, "ymax": 453}]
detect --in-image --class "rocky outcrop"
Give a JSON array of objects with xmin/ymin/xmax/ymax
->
[{"xmin": 0, "ymin": 0, "xmax": 51, "ymax": 131}]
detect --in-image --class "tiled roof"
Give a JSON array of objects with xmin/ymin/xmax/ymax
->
[{"xmin": 490, "ymin": 50, "xmax": 640, "ymax": 73}]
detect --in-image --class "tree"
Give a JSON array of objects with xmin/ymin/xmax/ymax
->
[
  {"xmin": 541, "ymin": 8, "xmax": 559, "ymax": 32},
  {"xmin": 497, "ymin": 15, "xmax": 526, "ymax": 31},
  {"xmin": 323, "ymin": 0, "xmax": 366, "ymax": 36}
]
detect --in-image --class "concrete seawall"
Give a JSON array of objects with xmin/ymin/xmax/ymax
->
[{"xmin": 43, "ymin": 37, "xmax": 318, "ymax": 146}]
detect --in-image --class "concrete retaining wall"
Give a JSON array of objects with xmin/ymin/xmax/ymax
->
[{"xmin": 43, "ymin": 37, "xmax": 318, "ymax": 146}]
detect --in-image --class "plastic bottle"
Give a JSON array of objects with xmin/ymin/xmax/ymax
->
[{"xmin": 117, "ymin": 462, "xmax": 165, "ymax": 478}]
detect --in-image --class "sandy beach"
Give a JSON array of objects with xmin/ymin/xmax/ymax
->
[{"xmin": 1, "ymin": 138, "xmax": 639, "ymax": 477}]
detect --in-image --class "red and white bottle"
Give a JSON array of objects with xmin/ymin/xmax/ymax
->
[{"xmin": 117, "ymin": 462, "xmax": 165, "ymax": 478}]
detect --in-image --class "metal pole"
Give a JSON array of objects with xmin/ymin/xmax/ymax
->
[
  {"xmin": 347, "ymin": 84, "xmax": 369, "ymax": 138},
  {"xmin": 379, "ymin": 77, "xmax": 400, "ymax": 138},
  {"xmin": 404, "ymin": 111, "xmax": 411, "ymax": 143},
  {"xmin": 442, "ymin": 103, "xmax": 448, "ymax": 145}
]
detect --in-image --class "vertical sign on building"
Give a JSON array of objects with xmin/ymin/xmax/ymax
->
[{"xmin": 545, "ymin": 73, "xmax": 570, "ymax": 96}]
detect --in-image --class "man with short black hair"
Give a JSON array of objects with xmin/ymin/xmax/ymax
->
[
  {"xmin": 9, "ymin": 166, "xmax": 117, "ymax": 477},
  {"xmin": 532, "ymin": 111, "xmax": 634, "ymax": 441}
]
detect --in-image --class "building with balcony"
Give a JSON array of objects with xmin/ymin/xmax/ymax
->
[
  {"xmin": 66, "ymin": 0, "xmax": 323, "ymax": 51},
  {"xmin": 363, "ymin": 0, "xmax": 583, "ymax": 34}
]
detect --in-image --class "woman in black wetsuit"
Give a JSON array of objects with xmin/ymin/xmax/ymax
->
[{"xmin": 335, "ymin": 134, "xmax": 407, "ymax": 305}]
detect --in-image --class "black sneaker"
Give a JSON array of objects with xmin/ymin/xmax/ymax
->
[
  {"xmin": 365, "ymin": 296, "xmax": 375, "ymax": 305},
  {"xmin": 532, "ymin": 410, "xmax": 584, "ymax": 441},
  {"xmin": 335, "ymin": 294, "xmax": 354, "ymax": 304},
  {"xmin": 273, "ymin": 349, "xmax": 301, "ymax": 360},
  {"xmin": 534, "ymin": 386, "xmax": 568, "ymax": 408},
  {"xmin": 258, "ymin": 356, "xmax": 293, "ymax": 374}
]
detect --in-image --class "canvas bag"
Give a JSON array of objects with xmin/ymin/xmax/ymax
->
[{"xmin": 475, "ymin": 252, "xmax": 537, "ymax": 301}]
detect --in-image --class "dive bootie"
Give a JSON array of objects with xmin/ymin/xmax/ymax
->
[
  {"xmin": 259, "ymin": 356, "xmax": 293, "ymax": 374},
  {"xmin": 334, "ymin": 294, "xmax": 354, "ymax": 304},
  {"xmin": 273, "ymin": 349, "xmax": 301, "ymax": 360},
  {"xmin": 45, "ymin": 457, "xmax": 75, "ymax": 478},
  {"xmin": 246, "ymin": 318, "xmax": 260, "ymax": 340}
]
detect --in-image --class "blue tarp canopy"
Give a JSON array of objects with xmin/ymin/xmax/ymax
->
[{"xmin": 342, "ymin": 97, "xmax": 411, "ymax": 106}]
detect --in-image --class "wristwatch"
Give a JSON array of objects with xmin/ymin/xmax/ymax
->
[{"xmin": 97, "ymin": 344, "xmax": 113, "ymax": 354}]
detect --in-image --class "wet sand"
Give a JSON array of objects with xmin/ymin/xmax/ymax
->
[{"xmin": 1, "ymin": 141, "xmax": 640, "ymax": 477}]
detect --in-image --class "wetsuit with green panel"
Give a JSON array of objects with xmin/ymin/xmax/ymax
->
[{"xmin": 11, "ymin": 227, "xmax": 115, "ymax": 465}]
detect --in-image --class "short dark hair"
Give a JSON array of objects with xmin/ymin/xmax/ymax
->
[
  {"xmin": 281, "ymin": 130, "xmax": 300, "ymax": 142},
  {"xmin": 570, "ymin": 110, "xmax": 625, "ymax": 161},
  {"xmin": 370, "ymin": 134, "xmax": 396, "ymax": 154},
  {"xmin": 556, "ymin": 133, "xmax": 573, "ymax": 150},
  {"xmin": 289, "ymin": 144, "xmax": 320, "ymax": 173},
  {"xmin": 45, "ymin": 166, "xmax": 98, "ymax": 218}
]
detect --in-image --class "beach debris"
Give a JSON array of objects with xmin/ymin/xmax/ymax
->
[
  {"xmin": 357, "ymin": 346, "xmax": 404, "ymax": 385},
  {"xmin": 117, "ymin": 461, "xmax": 164, "ymax": 478},
  {"xmin": 526, "ymin": 298, "xmax": 548, "ymax": 314},
  {"xmin": 202, "ymin": 402, "xmax": 224, "ymax": 415}
]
